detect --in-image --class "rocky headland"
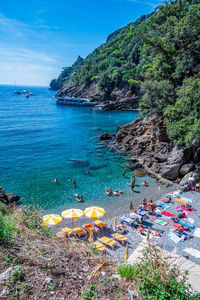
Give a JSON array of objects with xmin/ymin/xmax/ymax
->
[
  {"xmin": 56, "ymin": 82, "xmax": 140, "ymax": 111},
  {"xmin": 0, "ymin": 186, "xmax": 20, "ymax": 205},
  {"xmin": 100, "ymin": 115, "xmax": 200, "ymax": 188}
]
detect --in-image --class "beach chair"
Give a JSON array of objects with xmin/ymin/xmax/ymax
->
[
  {"xmin": 92, "ymin": 242, "xmax": 106, "ymax": 252},
  {"xmin": 111, "ymin": 233, "xmax": 128, "ymax": 244},
  {"xmin": 73, "ymin": 227, "xmax": 87, "ymax": 237},
  {"xmin": 94, "ymin": 220, "xmax": 107, "ymax": 229},
  {"xmin": 61, "ymin": 227, "xmax": 75, "ymax": 237},
  {"xmin": 83, "ymin": 223, "xmax": 92, "ymax": 232},
  {"xmin": 99, "ymin": 236, "xmax": 117, "ymax": 249}
]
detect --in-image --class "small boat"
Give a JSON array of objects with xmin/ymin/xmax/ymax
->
[
  {"xmin": 56, "ymin": 97, "xmax": 95, "ymax": 107},
  {"xmin": 22, "ymin": 90, "xmax": 28, "ymax": 93},
  {"xmin": 29, "ymin": 92, "xmax": 35, "ymax": 95}
]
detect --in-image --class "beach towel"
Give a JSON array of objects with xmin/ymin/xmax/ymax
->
[
  {"xmin": 161, "ymin": 211, "xmax": 176, "ymax": 218},
  {"xmin": 176, "ymin": 206, "xmax": 196, "ymax": 214},
  {"xmin": 152, "ymin": 218, "xmax": 168, "ymax": 226},
  {"xmin": 188, "ymin": 217, "xmax": 194, "ymax": 224},
  {"xmin": 168, "ymin": 231, "xmax": 184, "ymax": 244},
  {"xmin": 184, "ymin": 248, "xmax": 200, "ymax": 259},
  {"xmin": 157, "ymin": 201, "xmax": 171, "ymax": 208},
  {"xmin": 194, "ymin": 228, "xmax": 200, "ymax": 238},
  {"xmin": 181, "ymin": 197, "xmax": 192, "ymax": 203},
  {"xmin": 174, "ymin": 198, "xmax": 189, "ymax": 204},
  {"xmin": 178, "ymin": 220, "xmax": 195, "ymax": 229}
]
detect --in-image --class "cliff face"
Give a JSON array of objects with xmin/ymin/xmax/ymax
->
[{"xmin": 109, "ymin": 115, "xmax": 200, "ymax": 185}]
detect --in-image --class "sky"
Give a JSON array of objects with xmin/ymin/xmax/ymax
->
[{"xmin": 0, "ymin": 0, "xmax": 161, "ymax": 86}]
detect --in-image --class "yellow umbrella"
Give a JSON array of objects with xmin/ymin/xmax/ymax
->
[
  {"xmin": 88, "ymin": 228, "xmax": 94, "ymax": 242},
  {"xmin": 113, "ymin": 217, "xmax": 117, "ymax": 232},
  {"xmin": 61, "ymin": 208, "xmax": 84, "ymax": 228},
  {"xmin": 42, "ymin": 214, "xmax": 62, "ymax": 227},
  {"xmin": 84, "ymin": 206, "xmax": 105, "ymax": 219},
  {"xmin": 125, "ymin": 244, "xmax": 129, "ymax": 261}
]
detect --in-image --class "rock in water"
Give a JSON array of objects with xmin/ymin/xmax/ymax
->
[
  {"xmin": 100, "ymin": 132, "xmax": 115, "ymax": 141},
  {"xmin": 0, "ymin": 186, "xmax": 20, "ymax": 205}
]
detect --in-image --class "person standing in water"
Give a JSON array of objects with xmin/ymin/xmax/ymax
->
[{"xmin": 122, "ymin": 171, "xmax": 126, "ymax": 176}]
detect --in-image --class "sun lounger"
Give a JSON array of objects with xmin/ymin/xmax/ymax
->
[
  {"xmin": 157, "ymin": 201, "xmax": 171, "ymax": 208},
  {"xmin": 173, "ymin": 223, "xmax": 192, "ymax": 231},
  {"xmin": 61, "ymin": 227, "xmax": 75, "ymax": 236},
  {"xmin": 174, "ymin": 198, "xmax": 189, "ymax": 204},
  {"xmin": 73, "ymin": 227, "xmax": 87, "ymax": 236},
  {"xmin": 94, "ymin": 220, "xmax": 107, "ymax": 229},
  {"xmin": 92, "ymin": 242, "xmax": 106, "ymax": 252},
  {"xmin": 168, "ymin": 231, "xmax": 184, "ymax": 244},
  {"xmin": 111, "ymin": 233, "xmax": 128, "ymax": 244},
  {"xmin": 99, "ymin": 237, "xmax": 117, "ymax": 248},
  {"xmin": 178, "ymin": 220, "xmax": 195, "ymax": 229},
  {"xmin": 161, "ymin": 211, "xmax": 176, "ymax": 218},
  {"xmin": 83, "ymin": 223, "xmax": 93, "ymax": 232},
  {"xmin": 152, "ymin": 218, "xmax": 168, "ymax": 226},
  {"xmin": 121, "ymin": 216, "xmax": 135, "ymax": 226}
]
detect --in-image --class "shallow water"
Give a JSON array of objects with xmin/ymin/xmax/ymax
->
[{"xmin": 0, "ymin": 85, "xmax": 158, "ymax": 214}]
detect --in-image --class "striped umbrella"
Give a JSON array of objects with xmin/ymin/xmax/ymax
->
[
  {"xmin": 42, "ymin": 214, "xmax": 62, "ymax": 227},
  {"xmin": 84, "ymin": 206, "xmax": 105, "ymax": 220},
  {"xmin": 61, "ymin": 208, "xmax": 84, "ymax": 228}
]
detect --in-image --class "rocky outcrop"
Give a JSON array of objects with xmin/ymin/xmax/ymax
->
[
  {"xmin": 179, "ymin": 171, "xmax": 200, "ymax": 191},
  {"xmin": 56, "ymin": 82, "xmax": 140, "ymax": 110},
  {"xmin": 0, "ymin": 186, "xmax": 20, "ymax": 205},
  {"xmin": 100, "ymin": 133, "xmax": 115, "ymax": 141},
  {"xmin": 105, "ymin": 115, "xmax": 200, "ymax": 185}
]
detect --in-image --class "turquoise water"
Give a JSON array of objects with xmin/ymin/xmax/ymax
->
[{"xmin": 0, "ymin": 85, "xmax": 155, "ymax": 214}]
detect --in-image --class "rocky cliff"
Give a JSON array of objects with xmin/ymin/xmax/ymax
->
[{"xmin": 103, "ymin": 115, "xmax": 200, "ymax": 186}]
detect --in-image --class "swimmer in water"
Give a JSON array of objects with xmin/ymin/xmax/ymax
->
[
  {"xmin": 113, "ymin": 191, "xmax": 119, "ymax": 196},
  {"xmin": 54, "ymin": 178, "xmax": 59, "ymax": 182},
  {"xmin": 73, "ymin": 179, "xmax": 76, "ymax": 186},
  {"xmin": 122, "ymin": 171, "xmax": 126, "ymax": 176},
  {"xmin": 106, "ymin": 188, "xmax": 112, "ymax": 195},
  {"xmin": 68, "ymin": 178, "xmax": 73, "ymax": 182},
  {"xmin": 141, "ymin": 181, "xmax": 148, "ymax": 187},
  {"xmin": 86, "ymin": 169, "xmax": 89, "ymax": 175}
]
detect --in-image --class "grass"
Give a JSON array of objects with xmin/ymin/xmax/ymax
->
[{"xmin": 117, "ymin": 244, "xmax": 200, "ymax": 299}]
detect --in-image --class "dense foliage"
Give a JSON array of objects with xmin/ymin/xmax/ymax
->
[
  {"xmin": 51, "ymin": 0, "xmax": 200, "ymax": 146},
  {"xmin": 140, "ymin": 0, "xmax": 200, "ymax": 146},
  {"xmin": 50, "ymin": 56, "xmax": 84, "ymax": 90}
]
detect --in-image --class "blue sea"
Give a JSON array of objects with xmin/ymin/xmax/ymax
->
[{"xmin": 0, "ymin": 85, "xmax": 157, "ymax": 215}]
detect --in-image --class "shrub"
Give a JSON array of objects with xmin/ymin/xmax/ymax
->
[
  {"xmin": 117, "ymin": 244, "xmax": 200, "ymax": 299},
  {"xmin": 0, "ymin": 210, "xmax": 15, "ymax": 243}
]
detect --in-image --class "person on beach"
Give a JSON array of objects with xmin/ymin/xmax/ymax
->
[
  {"xmin": 175, "ymin": 178, "xmax": 181, "ymax": 184},
  {"xmin": 148, "ymin": 200, "xmax": 156, "ymax": 215},
  {"xmin": 118, "ymin": 189, "xmax": 123, "ymax": 194},
  {"xmin": 136, "ymin": 224, "xmax": 145, "ymax": 235},
  {"xmin": 151, "ymin": 229, "xmax": 160, "ymax": 237},
  {"xmin": 139, "ymin": 198, "xmax": 148, "ymax": 210},
  {"xmin": 173, "ymin": 224, "xmax": 184, "ymax": 235},
  {"xmin": 122, "ymin": 171, "xmax": 126, "ymax": 176},
  {"xmin": 130, "ymin": 179, "xmax": 135, "ymax": 191},
  {"xmin": 141, "ymin": 181, "xmax": 148, "ymax": 187},
  {"xmin": 195, "ymin": 183, "xmax": 200, "ymax": 192},
  {"xmin": 163, "ymin": 197, "xmax": 172, "ymax": 203},
  {"xmin": 117, "ymin": 221, "xmax": 126, "ymax": 233}
]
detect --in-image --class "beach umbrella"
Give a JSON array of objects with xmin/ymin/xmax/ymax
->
[
  {"xmin": 146, "ymin": 229, "xmax": 150, "ymax": 242},
  {"xmin": 84, "ymin": 206, "xmax": 106, "ymax": 220},
  {"xmin": 129, "ymin": 201, "xmax": 133, "ymax": 211},
  {"xmin": 124, "ymin": 244, "xmax": 129, "ymax": 261},
  {"xmin": 42, "ymin": 214, "xmax": 62, "ymax": 227},
  {"xmin": 113, "ymin": 217, "xmax": 117, "ymax": 232},
  {"xmin": 61, "ymin": 208, "xmax": 84, "ymax": 228}
]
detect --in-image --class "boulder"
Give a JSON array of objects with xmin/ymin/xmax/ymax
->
[
  {"xmin": 194, "ymin": 148, "xmax": 200, "ymax": 163},
  {"xmin": 160, "ymin": 163, "xmax": 180, "ymax": 180},
  {"xmin": 99, "ymin": 133, "xmax": 115, "ymax": 141},
  {"xmin": 179, "ymin": 171, "xmax": 200, "ymax": 191},
  {"xmin": 179, "ymin": 163, "xmax": 195, "ymax": 176},
  {"xmin": 6, "ymin": 193, "xmax": 20, "ymax": 204}
]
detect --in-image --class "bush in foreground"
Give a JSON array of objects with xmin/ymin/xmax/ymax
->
[{"xmin": 117, "ymin": 244, "xmax": 200, "ymax": 299}]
